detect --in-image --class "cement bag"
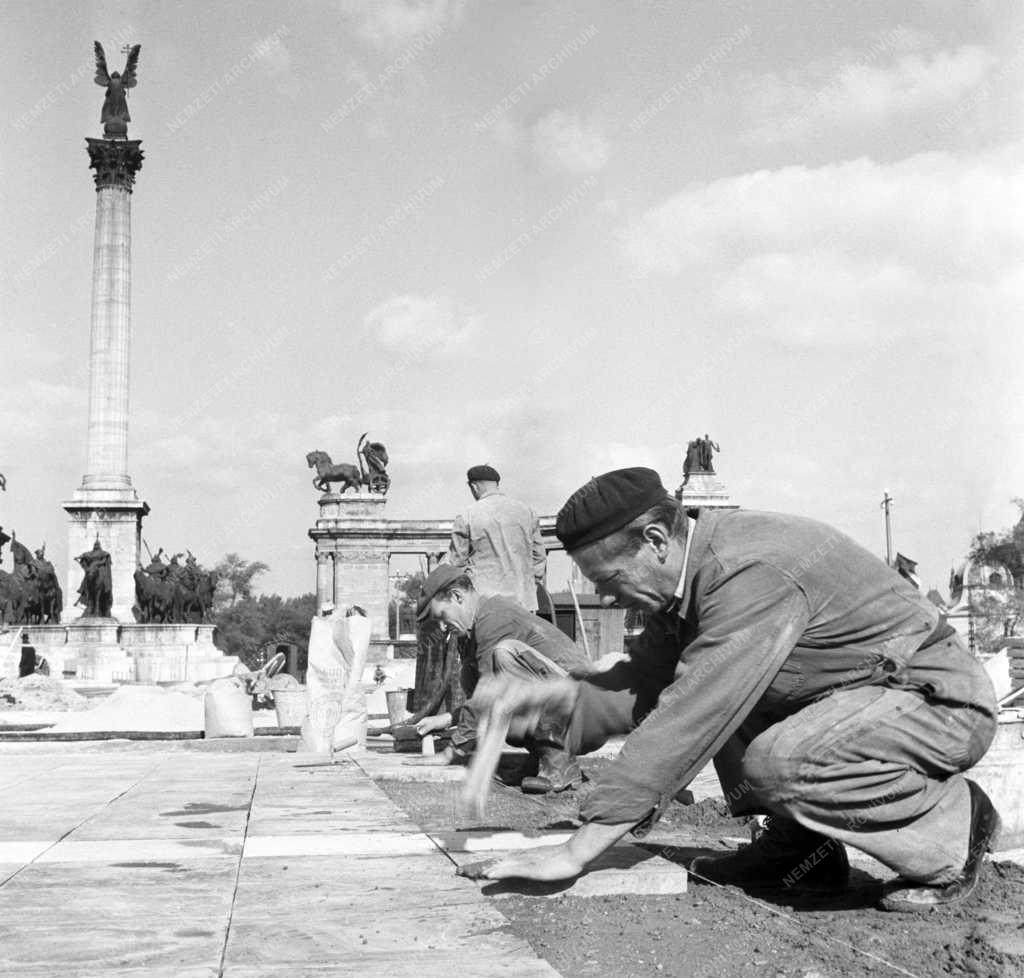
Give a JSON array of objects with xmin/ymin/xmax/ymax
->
[
  {"xmin": 301, "ymin": 607, "xmax": 371, "ymax": 753},
  {"xmin": 204, "ymin": 676, "xmax": 254, "ymax": 738}
]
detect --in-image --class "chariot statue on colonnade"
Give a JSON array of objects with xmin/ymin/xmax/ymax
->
[{"xmin": 306, "ymin": 432, "xmax": 390, "ymax": 495}]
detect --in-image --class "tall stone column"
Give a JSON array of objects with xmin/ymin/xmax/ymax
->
[{"xmin": 63, "ymin": 138, "xmax": 149, "ymax": 622}]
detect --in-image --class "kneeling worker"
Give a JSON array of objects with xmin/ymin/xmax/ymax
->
[
  {"xmin": 407, "ymin": 564, "xmax": 590, "ymax": 794},
  {"xmin": 467, "ymin": 467, "xmax": 999, "ymax": 913}
]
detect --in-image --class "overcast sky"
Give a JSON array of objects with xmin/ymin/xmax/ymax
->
[{"xmin": 3, "ymin": 0, "xmax": 1022, "ymax": 598}]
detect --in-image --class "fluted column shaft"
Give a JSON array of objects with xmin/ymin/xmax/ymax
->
[{"xmin": 83, "ymin": 184, "xmax": 132, "ymax": 487}]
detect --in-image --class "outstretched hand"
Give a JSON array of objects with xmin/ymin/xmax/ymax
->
[{"xmin": 457, "ymin": 844, "xmax": 585, "ymax": 882}]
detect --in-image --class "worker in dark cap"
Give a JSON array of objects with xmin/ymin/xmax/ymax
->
[
  {"xmin": 406, "ymin": 563, "xmax": 590, "ymax": 793},
  {"xmin": 445, "ymin": 464, "xmax": 548, "ymax": 612},
  {"xmin": 462, "ymin": 466, "xmax": 999, "ymax": 914}
]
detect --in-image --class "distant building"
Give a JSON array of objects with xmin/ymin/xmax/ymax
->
[{"xmin": 946, "ymin": 557, "xmax": 1017, "ymax": 653}]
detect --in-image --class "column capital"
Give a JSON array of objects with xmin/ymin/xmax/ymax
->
[{"xmin": 86, "ymin": 138, "xmax": 144, "ymax": 192}]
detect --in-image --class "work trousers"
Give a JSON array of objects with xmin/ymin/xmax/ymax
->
[
  {"xmin": 451, "ymin": 640, "xmax": 569, "ymax": 755},
  {"xmin": 571, "ymin": 638, "xmax": 997, "ymax": 885}
]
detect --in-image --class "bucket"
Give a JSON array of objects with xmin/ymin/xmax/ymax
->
[
  {"xmin": 971, "ymin": 709, "xmax": 1024, "ymax": 850},
  {"xmin": 386, "ymin": 688, "xmax": 412, "ymax": 727},
  {"xmin": 274, "ymin": 688, "xmax": 308, "ymax": 727},
  {"xmin": 204, "ymin": 676, "xmax": 254, "ymax": 738}
]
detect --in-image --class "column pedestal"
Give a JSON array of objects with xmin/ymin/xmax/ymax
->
[{"xmin": 63, "ymin": 496, "xmax": 149, "ymax": 623}]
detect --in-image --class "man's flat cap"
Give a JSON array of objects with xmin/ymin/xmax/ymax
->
[
  {"xmin": 467, "ymin": 464, "xmax": 500, "ymax": 482},
  {"xmin": 416, "ymin": 564, "xmax": 466, "ymax": 621},
  {"xmin": 556, "ymin": 467, "xmax": 670, "ymax": 551}
]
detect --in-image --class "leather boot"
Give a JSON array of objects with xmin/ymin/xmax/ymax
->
[
  {"xmin": 520, "ymin": 714, "xmax": 582, "ymax": 794},
  {"xmin": 689, "ymin": 815, "xmax": 849, "ymax": 892},
  {"xmin": 879, "ymin": 779, "xmax": 1001, "ymax": 912}
]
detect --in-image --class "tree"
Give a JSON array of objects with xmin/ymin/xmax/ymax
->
[
  {"xmin": 213, "ymin": 592, "xmax": 317, "ymax": 672},
  {"xmin": 215, "ymin": 553, "xmax": 270, "ymax": 607},
  {"xmin": 968, "ymin": 499, "xmax": 1024, "ymax": 654}
]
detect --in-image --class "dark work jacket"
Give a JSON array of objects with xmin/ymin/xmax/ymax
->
[{"xmin": 577, "ymin": 509, "xmax": 996, "ymax": 825}]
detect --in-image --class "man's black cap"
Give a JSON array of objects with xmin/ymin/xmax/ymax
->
[
  {"xmin": 556, "ymin": 467, "xmax": 670, "ymax": 551},
  {"xmin": 416, "ymin": 564, "xmax": 466, "ymax": 621},
  {"xmin": 467, "ymin": 464, "xmax": 500, "ymax": 483}
]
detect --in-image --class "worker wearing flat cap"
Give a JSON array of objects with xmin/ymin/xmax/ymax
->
[
  {"xmin": 445, "ymin": 464, "xmax": 548, "ymax": 612},
  {"xmin": 465, "ymin": 467, "xmax": 999, "ymax": 913},
  {"xmin": 406, "ymin": 563, "xmax": 590, "ymax": 793}
]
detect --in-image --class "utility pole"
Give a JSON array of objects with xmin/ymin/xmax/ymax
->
[{"xmin": 881, "ymin": 490, "xmax": 894, "ymax": 566}]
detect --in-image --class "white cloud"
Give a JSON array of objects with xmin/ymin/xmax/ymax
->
[
  {"xmin": 531, "ymin": 110, "xmax": 610, "ymax": 175},
  {"xmin": 745, "ymin": 44, "xmax": 996, "ymax": 144},
  {"xmin": 340, "ymin": 0, "xmax": 465, "ymax": 51},
  {"xmin": 362, "ymin": 294, "xmax": 479, "ymax": 355},
  {"xmin": 622, "ymin": 144, "xmax": 1024, "ymax": 344}
]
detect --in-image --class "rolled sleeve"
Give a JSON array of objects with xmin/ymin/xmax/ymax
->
[{"xmin": 580, "ymin": 563, "xmax": 810, "ymax": 825}]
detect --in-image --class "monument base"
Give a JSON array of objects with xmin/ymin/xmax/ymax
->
[
  {"xmin": 5, "ymin": 622, "xmax": 239, "ymax": 684},
  {"xmin": 675, "ymin": 472, "xmax": 736, "ymax": 509},
  {"xmin": 63, "ymin": 492, "xmax": 150, "ymax": 623}
]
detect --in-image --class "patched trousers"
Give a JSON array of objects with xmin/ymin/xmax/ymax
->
[
  {"xmin": 571, "ymin": 637, "xmax": 997, "ymax": 885},
  {"xmin": 452, "ymin": 640, "xmax": 570, "ymax": 755}
]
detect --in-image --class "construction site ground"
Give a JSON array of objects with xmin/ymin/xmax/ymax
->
[{"xmin": 1, "ymin": 737, "xmax": 1023, "ymax": 978}]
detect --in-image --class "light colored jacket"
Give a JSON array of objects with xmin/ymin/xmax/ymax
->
[{"xmin": 446, "ymin": 491, "xmax": 547, "ymax": 611}]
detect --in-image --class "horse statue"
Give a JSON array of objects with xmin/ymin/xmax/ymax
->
[
  {"xmin": 307, "ymin": 433, "xmax": 390, "ymax": 495},
  {"xmin": 134, "ymin": 551, "xmax": 217, "ymax": 623}
]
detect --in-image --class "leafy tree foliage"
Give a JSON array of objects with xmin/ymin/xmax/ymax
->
[
  {"xmin": 968, "ymin": 500, "xmax": 1024, "ymax": 652},
  {"xmin": 214, "ymin": 553, "xmax": 270, "ymax": 607},
  {"xmin": 212, "ymin": 592, "xmax": 317, "ymax": 672}
]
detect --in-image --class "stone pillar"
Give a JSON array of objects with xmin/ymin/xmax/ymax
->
[
  {"xmin": 315, "ymin": 552, "xmax": 334, "ymax": 610},
  {"xmin": 62, "ymin": 138, "xmax": 148, "ymax": 623},
  {"xmin": 332, "ymin": 546, "xmax": 390, "ymax": 638}
]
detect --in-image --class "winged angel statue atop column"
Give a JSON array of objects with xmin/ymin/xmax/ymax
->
[{"xmin": 94, "ymin": 41, "xmax": 142, "ymax": 138}]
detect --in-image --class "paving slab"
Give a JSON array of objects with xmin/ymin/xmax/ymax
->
[
  {"xmin": 0, "ymin": 743, "xmax": 564, "ymax": 977},
  {"xmin": 434, "ymin": 829, "xmax": 689, "ymax": 899}
]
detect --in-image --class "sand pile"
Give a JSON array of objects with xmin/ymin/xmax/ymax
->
[
  {"xmin": 49, "ymin": 684, "xmax": 205, "ymax": 732},
  {"xmin": 0, "ymin": 674, "xmax": 90, "ymax": 712}
]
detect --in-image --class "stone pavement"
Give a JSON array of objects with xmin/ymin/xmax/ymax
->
[{"xmin": 0, "ymin": 740, "xmax": 563, "ymax": 977}]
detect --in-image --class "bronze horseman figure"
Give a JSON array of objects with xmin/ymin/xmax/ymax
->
[
  {"xmin": 76, "ymin": 540, "xmax": 113, "ymax": 618},
  {"xmin": 94, "ymin": 41, "xmax": 141, "ymax": 139}
]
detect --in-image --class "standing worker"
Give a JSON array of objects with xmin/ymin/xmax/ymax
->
[{"xmin": 446, "ymin": 464, "xmax": 547, "ymax": 612}]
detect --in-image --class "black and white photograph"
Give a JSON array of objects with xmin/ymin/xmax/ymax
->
[{"xmin": 2, "ymin": 1, "xmax": 1023, "ymax": 975}]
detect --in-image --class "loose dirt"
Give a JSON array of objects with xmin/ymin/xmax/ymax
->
[
  {"xmin": 0, "ymin": 674, "xmax": 90, "ymax": 711},
  {"xmin": 377, "ymin": 755, "xmax": 1024, "ymax": 978}
]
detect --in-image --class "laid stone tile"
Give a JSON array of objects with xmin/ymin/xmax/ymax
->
[
  {"xmin": 0, "ymin": 920, "xmax": 226, "ymax": 973},
  {"xmin": 224, "ymin": 905, "xmax": 529, "ymax": 965},
  {"xmin": 352, "ymin": 752, "xmax": 468, "ymax": 782},
  {"xmin": 0, "ymin": 840, "xmax": 51, "ymax": 864},
  {"xmin": 431, "ymin": 829, "xmax": 576, "ymax": 853},
  {"xmin": 242, "ymin": 831, "xmax": 437, "ymax": 858},
  {"xmin": 223, "ymin": 952, "xmax": 560, "ymax": 977},
  {"xmin": 232, "ymin": 854, "xmax": 482, "ymax": 915},
  {"xmin": 446, "ymin": 842, "xmax": 689, "ymax": 899},
  {"xmin": 0, "ymin": 859, "xmax": 239, "ymax": 916},
  {"xmin": 36, "ymin": 837, "xmax": 241, "ymax": 863}
]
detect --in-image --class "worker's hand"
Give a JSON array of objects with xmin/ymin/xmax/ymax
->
[
  {"xmin": 404, "ymin": 745, "xmax": 457, "ymax": 767},
  {"xmin": 415, "ymin": 713, "xmax": 451, "ymax": 736},
  {"xmin": 458, "ymin": 843, "xmax": 585, "ymax": 882}
]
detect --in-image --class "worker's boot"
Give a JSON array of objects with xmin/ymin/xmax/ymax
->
[
  {"xmin": 879, "ymin": 779, "xmax": 1000, "ymax": 912},
  {"xmin": 520, "ymin": 716, "xmax": 582, "ymax": 794},
  {"xmin": 689, "ymin": 815, "xmax": 849, "ymax": 892}
]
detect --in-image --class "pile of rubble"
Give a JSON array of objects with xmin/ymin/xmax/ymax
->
[{"xmin": 0, "ymin": 674, "xmax": 90, "ymax": 712}]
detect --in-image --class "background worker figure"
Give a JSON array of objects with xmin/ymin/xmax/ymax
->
[
  {"xmin": 407, "ymin": 564, "xmax": 590, "ymax": 794},
  {"xmin": 464, "ymin": 467, "xmax": 999, "ymax": 913},
  {"xmin": 446, "ymin": 464, "xmax": 547, "ymax": 612}
]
